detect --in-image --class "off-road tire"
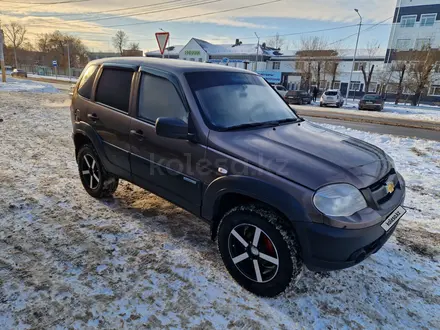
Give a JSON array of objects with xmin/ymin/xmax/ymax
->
[
  {"xmin": 217, "ymin": 205, "xmax": 302, "ymax": 297},
  {"xmin": 77, "ymin": 144, "xmax": 119, "ymax": 198}
]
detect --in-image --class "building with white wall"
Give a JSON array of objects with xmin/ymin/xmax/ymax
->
[{"xmin": 386, "ymin": 0, "xmax": 440, "ymax": 62}]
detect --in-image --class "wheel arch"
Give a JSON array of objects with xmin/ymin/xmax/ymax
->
[{"xmin": 203, "ymin": 176, "xmax": 308, "ymax": 240}]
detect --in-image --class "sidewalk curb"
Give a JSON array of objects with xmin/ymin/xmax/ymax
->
[{"xmin": 295, "ymin": 110, "xmax": 440, "ymax": 131}]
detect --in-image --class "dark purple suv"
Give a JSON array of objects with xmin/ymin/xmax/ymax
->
[{"xmin": 70, "ymin": 58, "xmax": 406, "ymax": 297}]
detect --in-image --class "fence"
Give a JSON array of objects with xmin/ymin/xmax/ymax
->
[{"xmin": 18, "ymin": 65, "xmax": 83, "ymax": 78}]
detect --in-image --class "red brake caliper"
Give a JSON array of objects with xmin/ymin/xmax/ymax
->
[{"xmin": 263, "ymin": 235, "xmax": 275, "ymax": 255}]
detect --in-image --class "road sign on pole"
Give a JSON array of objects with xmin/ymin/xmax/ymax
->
[
  {"xmin": 155, "ymin": 32, "xmax": 170, "ymax": 59},
  {"xmin": 52, "ymin": 60, "xmax": 58, "ymax": 67}
]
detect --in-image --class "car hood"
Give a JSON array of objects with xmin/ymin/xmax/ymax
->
[{"xmin": 208, "ymin": 121, "xmax": 392, "ymax": 190}]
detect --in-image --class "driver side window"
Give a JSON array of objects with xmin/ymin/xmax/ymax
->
[{"xmin": 138, "ymin": 73, "xmax": 188, "ymax": 123}]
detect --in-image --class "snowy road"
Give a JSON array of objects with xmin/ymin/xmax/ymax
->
[{"xmin": 0, "ymin": 92, "xmax": 439, "ymax": 329}]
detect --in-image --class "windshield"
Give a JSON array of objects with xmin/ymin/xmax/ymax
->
[{"xmin": 186, "ymin": 71, "xmax": 298, "ymax": 130}]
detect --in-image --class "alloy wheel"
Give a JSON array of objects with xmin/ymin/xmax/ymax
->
[
  {"xmin": 228, "ymin": 224, "xmax": 279, "ymax": 283},
  {"xmin": 81, "ymin": 154, "xmax": 101, "ymax": 190}
]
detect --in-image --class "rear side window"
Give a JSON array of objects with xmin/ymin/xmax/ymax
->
[
  {"xmin": 78, "ymin": 65, "xmax": 98, "ymax": 99},
  {"xmin": 95, "ymin": 68, "xmax": 133, "ymax": 112},
  {"xmin": 138, "ymin": 74, "xmax": 188, "ymax": 123}
]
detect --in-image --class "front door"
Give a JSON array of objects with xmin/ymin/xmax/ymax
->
[
  {"xmin": 129, "ymin": 70, "xmax": 204, "ymax": 215},
  {"xmin": 87, "ymin": 65, "xmax": 137, "ymax": 179}
]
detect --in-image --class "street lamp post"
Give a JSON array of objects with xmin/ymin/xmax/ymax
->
[
  {"xmin": 254, "ymin": 32, "xmax": 260, "ymax": 72},
  {"xmin": 345, "ymin": 9, "xmax": 362, "ymax": 102}
]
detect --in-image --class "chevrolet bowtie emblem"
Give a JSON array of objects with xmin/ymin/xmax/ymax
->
[{"xmin": 386, "ymin": 181, "xmax": 395, "ymax": 194}]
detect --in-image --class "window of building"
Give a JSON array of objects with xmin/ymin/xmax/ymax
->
[
  {"xmin": 433, "ymin": 62, "xmax": 440, "ymax": 73},
  {"xmin": 295, "ymin": 61, "xmax": 304, "ymax": 71},
  {"xmin": 272, "ymin": 62, "xmax": 280, "ymax": 70},
  {"xmin": 77, "ymin": 65, "xmax": 98, "ymax": 99},
  {"xmin": 415, "ymin": 38, "xmax": 432, "ymax": 50},
  {"xmin": 138, "ymin": 74, "xmax": 188, "ymax": 123},
  {"xmin": 95, "ymin": 68, "xmax": 133, "ymax": 112},
  {"xmin": 420, "ymin": 13, "xmax": 436, "ymax": 27},
  {"xmin": 386, "ymin": 83, "xmax": 398, "ymax": 94},
  {"xmin": 368, "ymin": 82, "xmax": 378, "ymax": 92},
  {"xmin": 400, "ymin": 15, "xmax": 416, "ymax": 28},
  {"xmin": 353, "ymin": 62, "xmax": 366, "ymax": 71},
  {"xmin": 429, "ymin": 85, "xmax": 440, "ymax": 96},
  {"xmin": 189, "ymin": 58, "xmax": 195, "ymax": 61},
  {"xmin": 198, "ymin": 58, "xmax": 203, "ymax": 62},
  {"xmin": 396, "ymin": 39, "xmax": 411, "ymax": 51},
  {"xmin": 332, "ymin": 81, "xmax": 341, "ymax": 90},
  {"xmin": 349, "ymin": 81, "xmax": 361, "ymax": 91}
]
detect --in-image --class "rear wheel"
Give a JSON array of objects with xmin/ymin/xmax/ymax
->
[
  {"xmin": 77, "ymin": 144, "xmax": 119, "ymax": 198},
  {"xmin": 217, "ymin": 205, "xmax": 302, "ymax": 297}
]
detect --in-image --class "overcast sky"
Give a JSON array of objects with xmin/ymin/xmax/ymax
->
[{"xmin": 0, "ymin": 0, "xmax": 397, "ymax": 53}]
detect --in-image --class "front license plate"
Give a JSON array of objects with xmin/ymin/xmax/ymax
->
[{"xmin": 381, "ymin": 206, "xmax": 406, "ymax": 231}]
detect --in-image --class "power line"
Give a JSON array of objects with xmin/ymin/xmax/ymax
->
[
  {"xmin": 102, "ymin": 0, "xmax": 282, "ymax": 28},
  {"xmin": 328, "ymin": 16, "xmax": 392, "ymax": 46}
]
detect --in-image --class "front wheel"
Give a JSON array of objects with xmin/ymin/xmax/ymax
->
[
  {"xmin": 217, "ymin": 205, "xmax": 302, "ymax": 297},
  {"xmin": 77, "ymin": 144, "xmax": 119, "ymax": 198}
]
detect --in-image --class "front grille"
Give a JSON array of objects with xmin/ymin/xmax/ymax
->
[{"xmin": 369, "ymin": 169, "xmax": 399, "ymax": 205}]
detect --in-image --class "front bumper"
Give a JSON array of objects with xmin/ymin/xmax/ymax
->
[{"xmin": 295, "ymin": 173, "xmax": 405, "ymax": 271}]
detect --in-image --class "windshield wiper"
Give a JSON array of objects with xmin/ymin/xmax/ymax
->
[{"xmin": 224, "ymin": 118, "xmax": 300, "ymax": 131}]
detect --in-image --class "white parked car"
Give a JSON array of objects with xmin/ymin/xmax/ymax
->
[
  {"xmin": 320, "ymin": 89, "xmax": 344, "ymax": 108},
  {"xmin": 273, "ymin": 85, "xmax": 288, "ymax": 97}
]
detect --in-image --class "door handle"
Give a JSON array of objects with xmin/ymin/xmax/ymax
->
[
  {"xmin": 130, "ymin": 129, "xmax": 144, "ymax": 137},
  {"xmin": 87, "ymin": 113, "xmax": 99, "ymax": 121}
]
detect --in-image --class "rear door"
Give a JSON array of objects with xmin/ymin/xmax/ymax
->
[
  {"xmin": 86, "ymin": 64, "xmax": 137, "ymax": 179},
  {"xmin": 129, "ymin": 68, "xmax": 204, "ymax": 215}
]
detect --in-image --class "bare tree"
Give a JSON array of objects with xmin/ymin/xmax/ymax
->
[
  {"xmin": 297, "ymin": 36, "xmax": 332, "ymax": 90},
  {"xmin": 3, "ymin": 22, "xmax": 27, "ymax": 68},
  {"xmin": 376, "ymin": 65, "xmax": 394, "ymax": 96},
  {"xmin": 391, "ymin": 61, "xmax": 407, "ymax": 104},
  {"xmin": 405, "ymin": 46, "xmax": 440, "ymax": 105},
  {"xmin": 128, "ymin": 42, "xmax": 140, "ymax": 51},
  {"xmin": 360, "ymin": 40, "xmax": 380, "ymax": 93},
  {"xmin": 37, "ymin": 33, "xmax": 51, "ymax": 53},
  {"xmin": 266, "ymin": 33, "xmax": 285, "ymax": 50},
  {"xmin": 112, "ymin": 30, "xmax": 128, "ymax": 55}
]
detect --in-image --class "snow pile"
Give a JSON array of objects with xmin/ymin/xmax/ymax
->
[
  {"xmin": 0, "ymin": 92, "xmax": 439, "ymax": 328},
  {"xmin": 0, "ymin": 78, "xmax": 59, "ymax": 93}
]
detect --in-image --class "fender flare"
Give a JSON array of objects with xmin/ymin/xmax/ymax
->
[
  {"xmin": 72, "ymin": 122, "xmax": 129, "ymax": 179},
  {"xmin": 73, "ymin": 121, "xmax": 106, "ymax": 158},
  {"xmin": 202, "ymin": 175, "xmax": 307, "ymax": 224}
]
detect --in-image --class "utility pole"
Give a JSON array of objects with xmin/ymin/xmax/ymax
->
[
  {"xmin": 346, "ymin": 9, "xmax": 362, "ymax": 102},
  {"xmin": 254, "ymin": 32, "xmax": 260, "ymax": 72},
  {"xmin": 0, "ymin": 28, "xmax": 6, "ymax": 83},
  {"xmin": 67, "ymin": 42, "xmax": 71, "ymax": 82}
]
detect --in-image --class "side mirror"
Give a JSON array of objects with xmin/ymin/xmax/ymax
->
[{"xmin": 155, "ymin": 117, "xmax": 188, "ymax": 140}]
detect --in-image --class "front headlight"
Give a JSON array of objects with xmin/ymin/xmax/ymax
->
[{"xmin": 313, "ymin": 184, "xmax": 367, "ymax": 217}]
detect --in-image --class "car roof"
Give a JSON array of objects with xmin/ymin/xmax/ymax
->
[
  {"xmin": 88, "ymin": 57, "xmax": 257, "ymax": 75},
  {"xmin": 326, "ymin": 89, "xmax": 339, "ymax": 92}
]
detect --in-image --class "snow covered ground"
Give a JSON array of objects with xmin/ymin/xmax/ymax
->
[
  {"xmin": 28, "ymin": 73, "xmax": 78, "ymax": 83},
  {"xmin": 0, "ymin": 92, "xmax": 439, "ymax": 329},
  {"xmin": 302, "ymin": 100, "xmax": 440, "ymax": 123},
  {"xmin": 0, "ymin": 78, "xmax": 59, "ymax": 93}
]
